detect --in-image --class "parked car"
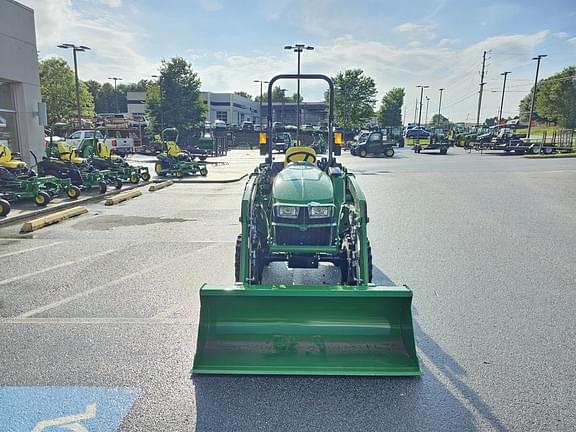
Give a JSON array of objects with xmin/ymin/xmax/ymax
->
[
  {"xmin": 66, "ymin": 130, "xmax": 104, "ymax": 148},
  {"xmin": 302, "ymin": 124, "xmax": 315, "ymax": 131},
  {"xmin": 242, "ymin": 121, "xmax": 254, "ymax": 131},
  {"xmin": 213, "ymin": 120, "xmax": 226, "ymax": 130},
  {"xmin": 405, "ymin": 128, "xmax": 430, "ymax": 139}
]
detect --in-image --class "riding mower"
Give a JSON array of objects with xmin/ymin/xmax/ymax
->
[
  {"xmin": 154, "ymin": 128, "xmax": 208, "ymax": 178},
  {"xmin": 35, "ymin": 138, "xmax": 122, "ymax": 194},
  {"xmin": 76, "ymin": 137, "xmax": 151, "ymax": 184},
  {"xmin": 1, "ymin": 144, "xmax": 81, "ymax": 206},
  {"xmin": 193, "ymin": 74, "xmax": 420, "ymax": 376}
]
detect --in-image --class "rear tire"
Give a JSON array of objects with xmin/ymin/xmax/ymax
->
[
  {"xmin": 234, "ymin": 234, "xmax": 242, "ymax": 282},
  {"xmin": 114, "ymin": 178, "xmax": 123, "ymax": 189},
  {"xmin": 99, "ymin": 182, "xmax": 107, "ymax": 194},
  {"xmin": 200, "ymin": 167, "xmax": 208, "ymax": 177},
  {"xmin": 129, "ymin": 173, "xmax": 139, "ymax": 184},
  {"xmin": 385, "ymin": 147, "xmax": 394, "ymax": 158},
  {"xmin": 359, "ymin": 148, "xmax": 367, "ymax": 158},
  {"xmin": 154, "ymin": 162, "xmax": 163, "ymax": 175},
  {"xmin": 141, "ymin": 172, "xmax": 151, "ymax": 181}
]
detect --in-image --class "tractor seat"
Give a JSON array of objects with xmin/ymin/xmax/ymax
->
[
  {"xmin": 0, "ymin": 160, "xmax": 26, "ymax": 170},
  {"xmin": 284, "ymin": 146, "xmax": 317, "ymax": 167}
]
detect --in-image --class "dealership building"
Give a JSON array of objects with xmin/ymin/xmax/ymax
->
[{"xmin": 0, "ymin": 0, "xmax": 45, "ymax": 163}]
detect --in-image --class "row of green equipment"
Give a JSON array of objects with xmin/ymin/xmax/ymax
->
[
  {"xmin": 1, "ymin": 144, "xmax": 81, "ymax": 211},
  {"xmin": 193, "ymin": 74, "xmax": 419, "ymax": 377},
  {"xmin": 154, "ymin": 128, "xmax": 208, "ymax": 177}
]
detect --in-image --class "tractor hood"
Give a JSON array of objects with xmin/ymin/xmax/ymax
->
[{"xmin": 272, "ymin": 163, "xmax": 333, "ymax": 204}]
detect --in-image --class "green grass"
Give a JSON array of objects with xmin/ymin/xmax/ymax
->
[{"xmin": 516, "ymin": 126, "xmax": 559, "ymax": 136}]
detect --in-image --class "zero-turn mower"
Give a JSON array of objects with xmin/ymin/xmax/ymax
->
[
  {"xmin": 155, "ymin": 128, "xmax": 208, "ymax": 178},
  {"xmin": 193, "ymin": 74, "xmax": 420, "ymax": 376},
  {"xmin": 77, "ymin": 137, "xmax": 151, "ymax": 184}
]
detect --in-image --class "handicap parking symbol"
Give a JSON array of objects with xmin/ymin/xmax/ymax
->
[{"xmin": 0, "ymin": 387, "xmax": 139, "ymax": 432}]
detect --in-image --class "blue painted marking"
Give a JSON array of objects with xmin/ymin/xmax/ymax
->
[{"xmin": 0, "ymin": 386, "xmax": 139, "ymax": 432}]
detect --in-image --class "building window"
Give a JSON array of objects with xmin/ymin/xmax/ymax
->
[
  {"xmin": 0, "ymin": 81, "xmax": 18, "ymax": 152},
  {"xmin": 216, "ymin": 111, "xmax": 228, "ymax": 122}
]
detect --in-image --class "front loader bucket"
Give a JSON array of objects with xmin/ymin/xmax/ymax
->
[{"xmin": 193, "ymin": 284, "xmax": 420, "ymax": 376}]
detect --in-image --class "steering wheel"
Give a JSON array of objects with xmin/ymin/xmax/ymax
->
[{"xmin": 285, "ymin": 146, "xmax": 317, "ymax": 166}]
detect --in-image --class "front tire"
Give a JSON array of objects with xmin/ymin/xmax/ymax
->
[
  {"xmin": 199, "ymin": 167, "xmax": 208, "ymax": 177},
  {"xmin": 129, "ymin": 173, "xmax": 139, "ymax": 184},
  {"xmin": 359, "ymin": 148, "xmax": 368, "ymax": 158},
  {"xmin": 34, "ymin": 191, "xmax": 50, "ymax": 206},
  {"xmin": 0, "ymin": 199, "xmax": 11, "ymax": 216},
  {"xmin": 141, "ymin": 172, "xmax": 151, "ymax": 181},
  {"xmin": 99, "ymin": 182, "xmax": 107, "ymax": 194},
  {"xmin": 66, "ymin": 186, "xmax": 81, "ymax": 199}
]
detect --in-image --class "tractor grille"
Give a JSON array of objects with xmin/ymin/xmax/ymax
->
[{"xmin": 275, "ymin": 226, "xmax": 332, "ymax": 246}]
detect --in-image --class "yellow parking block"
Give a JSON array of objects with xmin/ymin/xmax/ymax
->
[
  {"xmin": 149, "ymin": 180, "xmax": 174, "ymax": 192},
  {"xmin": 20, "ymin": 206, "xmax": 88, "ymax": 233},
  {"xmin": 105, "ymin": 190, "xmax": 142, "ymax": 206}
]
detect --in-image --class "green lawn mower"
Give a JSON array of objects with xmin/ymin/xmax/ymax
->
[
  {"xmin": 193, "ymin": 74, "xmax": 420, "ymax": 377},
  {"xmin": 77, "ymin": 137, "xmax": 151, "ymax": 184},
  {"xmin": 154, "ymin": 128, "xmax": 208, "ymax": 178},
  {"xmin": 35, "ymin": 138, "xmax": 122, "ymax": 193}
]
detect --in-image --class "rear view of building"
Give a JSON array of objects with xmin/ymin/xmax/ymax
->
[{"xmin": 0, "ymin": 0, "xmax": 45, "ymax": 163}]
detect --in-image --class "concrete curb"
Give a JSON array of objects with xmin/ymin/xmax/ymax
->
[
  {"xmin": 149, "ymin": 180, "xmax": 174, "ymax": 192},
  {"xmin": 20, "ymin": 206, "xmax": 88, "ymax": 233},
  {"xmin": 0, "ymin": 182, "xmax": 148, "ymax": 228},
  {"xmin": 105, "ymin": 190, "xmax": 142, "ymax": 206},
  {"xmin": 524, "ymin": 153, "xmax": 576, "ymax": 159}
]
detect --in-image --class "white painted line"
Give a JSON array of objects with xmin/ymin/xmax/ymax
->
[
  {"xmin": 0, "ymin": 241, "xmax": 67, "ymax": 259},
  {"xmin": 0, "ymin": 249, "xmax": 115, "ymax": 287},
  {"xmin": 17, "ymin": 244, "xmax": 217, "ymax": 318},
  {"xmin": 0, "ymin": 317, "xmax": 193, "ymax": 325}
]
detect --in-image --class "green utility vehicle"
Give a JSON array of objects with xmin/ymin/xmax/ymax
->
[
  {"xmin": 193, "ymin": 74, "xmax": 420, "ymax": 377},
  {"xmin": 350, "ymin": 130, "xmax": 395, "ymax": 157}
]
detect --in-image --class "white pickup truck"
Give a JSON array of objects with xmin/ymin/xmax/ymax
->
[{"xmin": 66, "ymin": 128, "xmax": 140, "ymax": 155}]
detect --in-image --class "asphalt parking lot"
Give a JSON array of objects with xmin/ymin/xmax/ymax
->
[{"xmin": 1, "ymin": 147, "xmax": 575, "ymax": 431}]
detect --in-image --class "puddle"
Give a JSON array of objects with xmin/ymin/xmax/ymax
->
[{"xmin": 72, "ymin": 215, "xmax": 193, "ymax": 231}]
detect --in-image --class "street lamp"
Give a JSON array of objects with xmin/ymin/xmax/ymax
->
[
  {"xmin": 284, "ymin": 43, "xmax": 314, "ymax": 143},
  {"xmin": 438, "ymin": 88, "xmax": 445, "ymax": 126},
  {"xmin": 425, "ymin": 96, "xmax": 430, "ymax": 127},
  {"xmin": 416, "ymin": 85, "xmax": 429, "ymax": 127},
  {"xmin": 527, "ymin": 55, "xmax": 547, "ymax": 139},
  {"xmin": 253, "ymin": 79, "xmax": 269, "ymax": 130},
  {"xmin": 57, "ymin": 43, "xmax": 90, "ymax": 127},
  {"xmin": 279, "ymin": 88, "xmax": 287, "ymax": 123},
  {"xmin": 498, "ymin": 72, "xmax": 511, "ymax": 125},
  {"xmin": 151, "ymin": 75, "xmax": 164, "ymax": 131},
  {"xmin": 108, "ymin": 77, "xmax": 123, "ymax": 114}
]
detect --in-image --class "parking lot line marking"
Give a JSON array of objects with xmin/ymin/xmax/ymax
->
[
  {"xmin": 0, "ymin": 249, "xmax": 115, "ymax": 287},
  {"xmin": 0, "ymin": 241, "xmax": 67, "ymax": 259},
  {"xmin": 16, "ymin": 244, "xmax": 218, "ymax": 319},
  {"xmin": 0, "ymin": 317, "xmax": 193, "ymax": 325}
]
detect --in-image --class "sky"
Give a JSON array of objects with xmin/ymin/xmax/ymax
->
[{"xmin": 22, "ymin": 0, "xmax": 576, "ymax": 122}]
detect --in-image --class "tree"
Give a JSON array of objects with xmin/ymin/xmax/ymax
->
[
  {"xmin": 255, "ymin": 86, "xmax": 290, "ymax": 103},
  {"xmin": 331, "ymin": 69, "xmax": 377, "ymax": 129},
  {"xmin": 484, "ymin": 116, "xmax": 498, "ymax": 127},
  {"xmin": 290, "ymin": 93, "xmax": 303, "ymax": 103},
  {"xmin": 377, "ymin": 87, "xmax": 404, "ymax": 126},
  {"xmin": 39, "ymin": 58, "xmax": 94, "ymax": 125},
  {"xmin": 535, "ymin": 66, "xmax": 576, "ymax": 128},
  {"xmin": 146, "ymin": 57, "xmax": 206, "ymax": 132},
  {"xmin": 431, "ymin": 113, "xmax": 450, "ymax": 127},
  {"xmin": 519, "ymin": 90, "xmax": 545, "ymax": 123},
  {"xmin": 234, "ymin": 91, "xmax": 252, "ymax": 100}
]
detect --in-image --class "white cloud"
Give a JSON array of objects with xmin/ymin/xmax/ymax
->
[
  {"xmin": 393, "ymin": 22, "xmax": 424, "ymax": 33},
  {"xmin": 553, "ymin": 32, "xmax": 569, "ymax": 39},
  {"xmin": 98, "ymin": 0, "xmax": 122, "ymax": 8},
  {"xmin": 568, "ymin": 37, "xmax": 576, "ymax": 46},
  {"xmin": 23, "ymin": 0, "xmax": 157, "ymax": 82}
]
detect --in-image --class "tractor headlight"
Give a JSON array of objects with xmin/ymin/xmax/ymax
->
[
  {"xmin": 309, "ymin": 205, "xmax": 332, "ymax": 219},
  {"xmin": 277, "ymin": 205, "xmax": 299, "ymax": 218}
]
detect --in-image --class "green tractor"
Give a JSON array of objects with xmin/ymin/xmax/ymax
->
[
  {"xmin": 154, "ymin": 128, "xmax": 208, "ymax": 178},
  {"xmin": 193, "ymin": 74, "xmax": 420, "ymax": 376}
]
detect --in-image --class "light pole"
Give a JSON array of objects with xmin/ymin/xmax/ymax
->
[
  {"xmin": 284, "ymin": 43, "xmax": 314, "ymax": 143},
  {"xmin": 57, "ymin": 43, "xmax": 90, "ymax": 128},
  {"xmin": 438, "ymin": 88, "xmax": 444, "ymax": 126},
  {"xmin": 108, "ymin": 77, "xmax": 123, "ymax": 113},
  {"xmin": 253, "ymin": 79, "xmax": 269, "ymax": 130},
  {"xmin": 498, "ymin": 72, "xmax": 511, "ymax": 125},
  {"xmin": 279, "ymin": 88, "xmax": 287, "ymax": 123},
  {"xmin": 416, "ymin": 85, "xmax": 429, "ymax": 127},
  {"xmin": 527, "ymin": 55, "xmax": 547, "ymax": 139},
  {"xmin": 151, "ymin": 75, "xmax": 164, "ymax": 131},
  {"xmin": 425, "ymin": 96, "xmax": 430, "ymax": 127}
]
